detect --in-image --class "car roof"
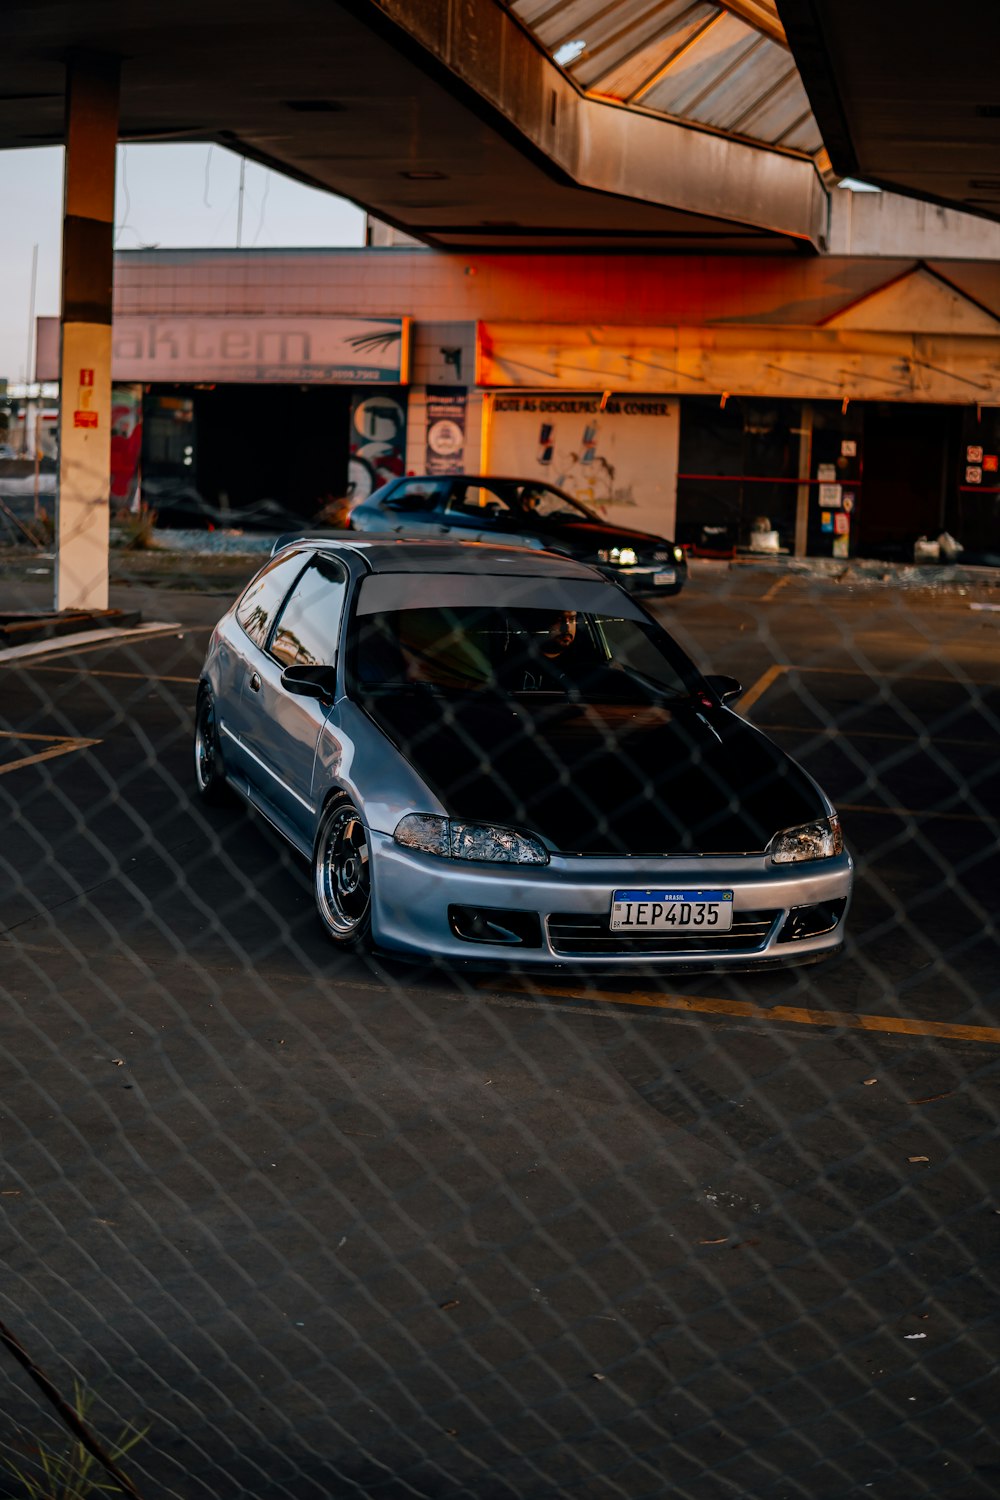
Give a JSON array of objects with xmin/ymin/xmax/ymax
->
[
  {"xmin": 275, "ymin": 535, "xmax": 605, "ymax": 581},
  {"xmin": 387, "ymin": 474, "xmax": 556, "ymax": 486}
]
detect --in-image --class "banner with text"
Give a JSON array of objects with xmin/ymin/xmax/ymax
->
[
  {"xmin": 37, "ymin": 316, "xmax": 411, "ymax": 385},
  {"xmin": 487, "ymin": 392, "xmax": 680, "ymax": 537},
  {"xmin": 424, "ymin": 387, "xmax": 467, "ymax": 474}
]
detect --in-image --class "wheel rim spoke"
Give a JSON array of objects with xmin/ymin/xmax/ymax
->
[
  {"xmin": 197, "ymin": 701, "xmax": 215, "ymax": 787},
  {"xmin": 319, "ymin": 806, "xmax": 370, "ymax": 935}
]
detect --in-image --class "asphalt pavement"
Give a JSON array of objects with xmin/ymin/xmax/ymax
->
[{"xmin": 0, "ymin": 559, "xmax": 998, "ymax": 1500}]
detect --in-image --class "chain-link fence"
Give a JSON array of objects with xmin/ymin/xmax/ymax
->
[{"xmin": 1, "ymin": 536, "xmax": 998, "ymax": 1500}]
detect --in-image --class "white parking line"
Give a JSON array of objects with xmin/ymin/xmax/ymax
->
[{"xmin": 0, "ymin": 622, "xmax": 183, "ymax": 665}]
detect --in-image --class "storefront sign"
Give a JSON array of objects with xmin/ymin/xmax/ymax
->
[
  {"xmin": 425, "ymin": 387, "xmax": 467, "ymax": 474},
  {"xmin": 492, "ymin": 395, "xmax": 675, "ymax": 416},
  {"xmin": 102, "ymin": 316, "xmax": 411, "ymax": 384},
  {"xmin": 478, "ymin": 324, "xmax": 1000, "ymax": 405}
]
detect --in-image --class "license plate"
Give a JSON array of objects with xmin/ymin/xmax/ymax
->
[
  {"xmin": 610, "ymin": 889, "xmax": 734, "ymax": 932},
  {"xmin": 653, "ymin": 569, "xmax": 675, "ymax": 586}
]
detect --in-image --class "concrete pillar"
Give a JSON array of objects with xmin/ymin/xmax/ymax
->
[{"xmin": 55, "ymin": 55, "xmax": 119, "ymax": 612}]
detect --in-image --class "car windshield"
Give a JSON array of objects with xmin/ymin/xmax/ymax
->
[{"xmin": 352, "ymin": 604, "xmax": 695, "ymax": 704}]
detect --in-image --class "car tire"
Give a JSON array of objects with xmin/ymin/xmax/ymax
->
[
  {"xmin": 313, "ymin": 794, "xmax": 373, "ymax": 951},
  {"xmin": 193, "ymin": 686, "xmax": 234, "ymax": 806}
]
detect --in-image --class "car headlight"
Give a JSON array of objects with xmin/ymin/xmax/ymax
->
[
  {"xmin": 673, "ymin": 545, "xmax": 684, "ymax": 563},
  {"xmin": 769, "ymin": 815, "xmax": 843, "ymax": 864},
  {"xmin": 393, "ymin": 813, "xmax": 549, "ymax": 865}
]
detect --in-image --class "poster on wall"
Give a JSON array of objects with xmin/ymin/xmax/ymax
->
[
  {"xmin": 349, "ymin": 389, "xmax": 408, "ymax": 502},
  {"xmin": 110, "ymin": 384, "xmax": 143, "ymax": 509},
  {"xmin": 425, "ymin": 387, "xmax": 467, "ymax": 474},
  {"xmin": 487, "ymin": 393, "xmax": 680, "ymax": 537}
]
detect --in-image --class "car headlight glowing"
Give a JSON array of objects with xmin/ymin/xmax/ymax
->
[
  {"xmin": 393, "ymin": 813, "xmax": 549, "ymax": 865},
  {"xmin": 617, "ymin": 547, "xmax": 637, "ymax": 567},
  {"xmin": 769, "ymin": 815, "xmax": 843, "ymax": 864},
  {"xmin": 673, "ymin": 545, "xmax": 684, "ymax": 563}
]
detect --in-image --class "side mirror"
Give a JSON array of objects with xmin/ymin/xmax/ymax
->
[
  {"xmin": 281, "ymin": 664, "xmax": 338, "ymax": 700},
  {"xmin": 704, "ymin": 673, "xmax": 743, "ymax": 704}
]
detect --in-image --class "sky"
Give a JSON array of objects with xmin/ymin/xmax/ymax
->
[{"xmin": 0, "ymin": 143, "xmax": 366, "ymax": 384}]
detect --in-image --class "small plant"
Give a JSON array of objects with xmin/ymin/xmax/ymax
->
[
  {"xmin": 115, "ymin": 504, "xmax": 158, "ymax": 552},
  {"xmin": 2, "ymin": 1382, "xmax": 148, "ymax": 1499}
]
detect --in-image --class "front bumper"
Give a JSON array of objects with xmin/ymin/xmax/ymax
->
[
  {"xmin": 369, "ymin": 835, "xmax": 852, "ymax": 971},
  {"xmin": 596, "ymin": 562, "xmax": 686, "ymax": 597}
]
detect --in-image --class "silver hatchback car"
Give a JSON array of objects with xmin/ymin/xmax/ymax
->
[{"xmin": 194, "ymin": 538, "xmax": 852, "ymax": 970}]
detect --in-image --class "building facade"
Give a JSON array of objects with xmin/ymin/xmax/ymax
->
[{"xmin": 37, "ymin": 239, "xmax": 1000, "ymax": 559}]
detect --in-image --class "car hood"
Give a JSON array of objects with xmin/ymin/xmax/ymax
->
[
  {"xmin": 362, "ymin": 693, "xmax": 824, "ymax": 855},
  {"xmin": 526, "ymin": 517, "xmax": 671, "ymax": 556}
]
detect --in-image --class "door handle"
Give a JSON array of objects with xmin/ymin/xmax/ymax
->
[{"xmin": 249, "ymin": 672, "xmax": 261, "ymax": 693}]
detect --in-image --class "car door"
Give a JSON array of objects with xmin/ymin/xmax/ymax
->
[
  {"xmin": 221, "ymin": 548, "xmax": 309, "ymax": 783},
  {"xmin": 240, "ymin": 553, "xmax": 349, "ymax": 851}
]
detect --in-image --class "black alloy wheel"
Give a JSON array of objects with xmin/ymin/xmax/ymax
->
[
  {"xmin": 313, "ymin": 795, "xmax": 373, "ymax": 949},
  {"xmin": 193, "ymin": 687, "xmax": 232, "ymax": 806}
]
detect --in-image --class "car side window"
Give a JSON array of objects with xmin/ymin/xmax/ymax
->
[
  {"xmin": 385, "ymin": 479, "xmax": 449, "ymax": 512},
  {"xmin": 235, "ymin": 551, "xmax": 306, "ymax": 649},
  {"xmin": 268, "ymin": 555, "xmax": 349, "ymax": 668},
  {"xmin": 445, "ymin": 483, "xmax": 513, "ymax": 518}
]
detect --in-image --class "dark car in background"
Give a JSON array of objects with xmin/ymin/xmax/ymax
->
[{"xmin": 349, "ymin": 474, "xmax": 688, "ymax": 597}]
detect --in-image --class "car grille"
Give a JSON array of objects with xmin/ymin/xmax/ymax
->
[{"xmin": 546, "ymin": 909, "xmax": 781, "ymax": 956}]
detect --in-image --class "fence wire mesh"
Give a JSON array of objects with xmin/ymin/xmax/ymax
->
[{"xmin": 1, "ymin": 536, "xmax": 998, "ymax": 1500}]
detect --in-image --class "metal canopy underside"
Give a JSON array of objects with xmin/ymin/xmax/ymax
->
[
  {"xmin": 1, "ymin": 0, "xmax": 826, "ymax": 251},
  {"xmin": 776, "ymin": 0, "xmax": 1000, "ymax": 223},
  {"xmin": 509, "ymin": 0, "xmax": 823, "ymax": 157}
]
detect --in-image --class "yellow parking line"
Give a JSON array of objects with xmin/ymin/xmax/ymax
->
[
  {"xmin": 738, "ymin": 661, "xmax": 993, "ymax": 716},
  {"xmin": 760, "ymin": 575, "xmax": 792, "ymax": 603},
  {"xmin": 0, "ymin": 735, "xmax": 101, "ymax": 776},
  {"xmin": 793, "ymin": 664, "xmax": 988, "ymax": 683},
  {"xmin": 498, "ymin": 980, "xmax": 1000, "ymax": 1047},
  {"xmin": 738, "ymin": 663, "xmax": 785, "ymax": 713},
  {"xmin": 839, "ymin": 801, "xmax": 995, "ymax": 827},
  {"xmin": 0, "ymin": 729, "xmax": 77, "ymax": 743},
  {"xmin": 763, "ymin": 722, "xmax": 992, "ymax": 750},
  {"xmin": 29, "ymin": 665, "xmax": 199, "ymax": 685}
]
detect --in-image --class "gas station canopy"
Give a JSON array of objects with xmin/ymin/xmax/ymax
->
[
  {"xmin": 2, "ymin": 0, "xmax": 827, "ymax": 251},
  {"xmin": 777, "ymin": 0, "xmax": 1000, "ymax": 222}
]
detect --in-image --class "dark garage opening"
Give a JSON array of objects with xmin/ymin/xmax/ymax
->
[
  {"xmin": 193, "ymin": 385, "xmax": 351, "ymax": 519},
  {"xmin": 856, "ymin": 403, "xmax": 961, "ymax": 558}
]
